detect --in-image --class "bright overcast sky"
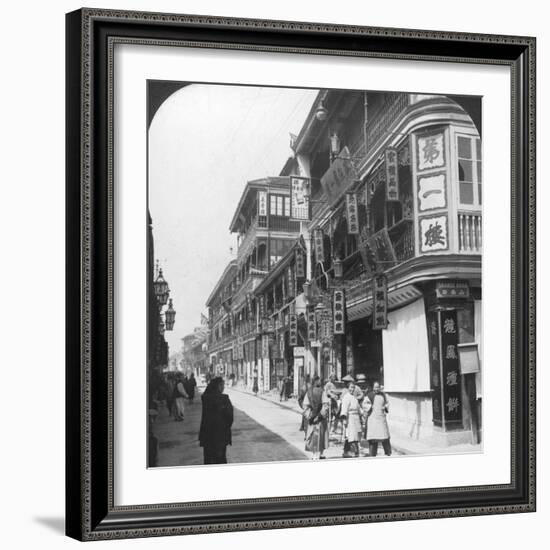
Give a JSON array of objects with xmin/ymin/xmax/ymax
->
[{"xmin": 149, "ymin": 83, "xmax": 318, "ymax": 352}]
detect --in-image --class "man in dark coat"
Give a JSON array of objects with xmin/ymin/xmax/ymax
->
[{"xmin": 199, "ymin": 377, "xmax": 234, "ymax": 464}]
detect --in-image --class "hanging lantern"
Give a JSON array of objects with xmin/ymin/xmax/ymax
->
[
  {"xmin": 158, "ymin": 314, "xmax": 165, "ymax": 335},
  {"xmin": 154, "ymin": 267, "xmax": 170, "ymax": 306},
  {"xmin": 165, "ymin": 298, "xmax": 176, "ymax": 331},
  {"xmin": 330, "ymin": 131, "xmax": 341, "ymax": 158},
  {"xmin": 315, "ymin": 101, "xmax": 328, "ymax": 121}
]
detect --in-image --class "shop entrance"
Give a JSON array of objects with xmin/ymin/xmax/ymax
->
[{"xmin": 349, "ymin": 317, "xmax": 384, "ymax": 388}]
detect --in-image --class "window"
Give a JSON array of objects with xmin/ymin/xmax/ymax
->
[
  {"xmin": 269, "ymin": 194, "xmax": 290, "ymax": 217},
  {"xmin": 457, "ymin": 135, "xmax": 482, "ymax": 207}
]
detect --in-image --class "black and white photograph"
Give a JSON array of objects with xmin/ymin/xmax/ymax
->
[{"xmin": 147, "ymin": 83, "xmax": 483, "ymax": 467}]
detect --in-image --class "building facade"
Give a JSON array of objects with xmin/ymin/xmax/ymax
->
[{"xmin": 205, "ymin": 89, "xmax": 482, "ymax": 447}]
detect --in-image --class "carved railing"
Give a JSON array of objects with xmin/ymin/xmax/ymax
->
[{"xmin": 458, "ymin": 211, "xmax": 482, "ymax": 253}]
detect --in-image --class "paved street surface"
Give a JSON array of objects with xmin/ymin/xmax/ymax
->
[{"xmin": 154, "ymin": 388, "xmax": 308, "ymax": 467}]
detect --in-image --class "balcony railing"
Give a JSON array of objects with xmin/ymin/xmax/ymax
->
[
  {"xmin": 238, "ymin": 215, "xmax": 301, "ymax": 253},
  {"xmin": 458, "ymin": 212, "xmax": 482, "ymax": 253}
]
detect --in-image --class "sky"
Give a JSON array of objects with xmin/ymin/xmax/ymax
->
[{"xmin": 148, "ymin": 83, "xmax": 318, "ymax": 352}]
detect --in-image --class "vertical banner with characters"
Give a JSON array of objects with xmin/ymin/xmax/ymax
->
[
  {"xmin": 440, "ymin": 309, "xmax": 462, "ymax": 426},
  {"xmin": 333, "ymin": 289, "xmax": 345, "ymax": 334},
  {"xmin": 345, "ymin": 193, "xmax": 359, "ymax": 234},
  {"xmin": 295, "ymin": 249, "xmax": 305, "ymax": 278},
  {"xmin": 385, "ymin": 147, "xmax": 399, "ymax": 201},
  {"xmin": 313, "ymin": 229, "xmax": 325, "ymax": 265},
  {"xmin": 289, "ymin": 313, "xmax": 298, "ymax": 346},
  {"xmin": 258, "ymin": 190, "xmax": 267, "ymax": 217},
  {"xmin": 372, "ymin": 274, "xmax": 388, "ymax": 330},
  {"xmin": 290, "ymin": 176, "xmax": 310, "ymax": 220},
  {"xmin": 426, "ymin": 311, "xmax": 443, "ymax": 425},
  {"xmin": 307, "ymin": 308, "xmax": 317, "ymax": 344}
]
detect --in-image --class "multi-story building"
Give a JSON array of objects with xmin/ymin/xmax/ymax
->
[{"xmin": 205, "ymin": 88, "xmax": 482, "ymax": 447}]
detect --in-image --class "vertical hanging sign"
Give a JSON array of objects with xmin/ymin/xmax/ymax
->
[
  {"xmin": 313, "ymin": 229, "xmax": 325, "ymax": 264},
  {"xmin": 307, "ymin": 308, "xmax": 317, "ymax": 344},
  {"xmin": 345, "ymin": 193, "xmax": 360, "ymax": 235},
  {"xmin": 289, "ymin": 313, "xmax": 298, "ymax": 346},
  {"xmin": 333, "ymin": 289, "xmax": 345, "ymax": 334},
  {"xmin": 287, "ymin": 265, "xmax": 295, "ymax": 298},
  {"xmin": 318, "ymin": 307, "xmax": 333, "ymax": 344},
  {"xmin": 295, "ymin": 249, "xmax": 305, "ymax": 278},
  {"xmin": 440, "ymin": 309, "xmax": 462, "ymax": 426},
  {"xmin": 385, "ymin": 147, "xmax": 399, "ymax": 201},
  {"xmin": 426, "ymin": 311, "xmax": 443, "ymax": 425},
  {"xmin": 372, "ymin": 274, "xmax": 388, "ymax": 330},
  {"xmin": 258, "ymin": 190, "xmax": 267, "ymax": 216},
  {"xmin": 290, "ymin": 176, "xmax": 311, "ymax": 220}
]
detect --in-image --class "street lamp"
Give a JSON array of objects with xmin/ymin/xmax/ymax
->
[
  {"xmin": 154, "ymin": 266, "xmax": 170, "ymax": 307},
  {"xmin": 333, "ymin": 257, "xmax": 344, "ymax": 281},
  {"xmin": 329, "ymin": 131, "xmax": 341, "ymax": 160},
  {"xmin": 315, "ymin": 100, "xmax": 328, "ymax": 121},
  {"xmin": 165, "ymin": 298, "xmax": 176, "ymax": 331}
]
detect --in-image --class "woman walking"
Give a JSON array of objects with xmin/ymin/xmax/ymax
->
[
  {"xmin": 173, "ymin": 373, "xmax": 189, "ymax": 422},
  {"xmin": 199, "ymin": 377, "xmax": 234, "ymax": 464},
  {"xmin": 302, "ymin": 376, "xmax": 329, "ymax": 460},
  {"xmin": 340, "ymin": 380, "xmax": 363, "ymax": 458}
]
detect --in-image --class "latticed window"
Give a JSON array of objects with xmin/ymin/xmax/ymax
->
[{"xmin": 457, "ymin": 135, "xmax": 482, "ymax": 207}]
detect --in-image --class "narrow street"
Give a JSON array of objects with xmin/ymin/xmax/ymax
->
[{"xmin": 154, "ymin": 388, "xmax": 308, "ymax": 467}]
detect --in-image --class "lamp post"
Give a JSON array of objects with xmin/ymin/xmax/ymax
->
[
  {"xmin": 153, "ymin": 264, "xmax": 170, "ymax": 307},
  {"xmin": 165, "ymin": 298, "xmax": 176, "ymax": 331}
]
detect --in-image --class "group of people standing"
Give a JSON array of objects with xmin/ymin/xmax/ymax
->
[{"xmin": 299, "ymin": 374, "xmax": 391, "ymax": 460}]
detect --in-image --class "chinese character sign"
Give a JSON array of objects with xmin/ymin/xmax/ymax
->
[
  {"xmin": 313, "ymin": 229, "xmax": 325, "ymax": 265},
  {"xmin": 345, "ymin": 193, "xmax": 359, "ymax": 235},
  {"xmin": 261, "ymin": 334, "xmax": 269, "ymax": 359},
  {"xmin": 417, "ymin": 173, "xmax": 446, "ymax": 211},
  {"xmin": 419, "ymin": 214, "xmax": 449, "ymax": 253},
  {"xmin": 440, "ymin": 310, "xmax": 462, "ymax": 424},
  {"xmin": 258, "ymin": 190, "xmax": 267, "ymax": 217},
  {"xmin": 426, "ymin": 311, "xmax": 443, "ymax": 424},
  {"xmin": 307, "ymin": 308, "xmax": 317, "ymax": 343},
  {"xmin": 289, "ymin": 313, "xmax": 298, "ymax": 346},
  {"xmin": 333, "ymin": 289, "xmax": 345, "ymax": 334},
  {"xmin": 287, "ymin": 266, "xmax": 295, "ymax": 298},
  {"xmin": 372, "ymin": 274, "xmax": 388, "ymax": 330},
  {"xmin": 295, "ymin": 249, "xmax": 305, "ymax": 278},
  {"xmin": 290, "ymin": 176, "xmax": 310, "ymax": 220},
  {"xmin": 385, "ymin": 147, "xmax": 399, "ymax": 201},
  {"xmin": 318, "ymin": 307, "xmax": 333, "ymax": 344},
  {"xmin": 417, "ymin": 133, "xmax": 445, "ymax": 171}
]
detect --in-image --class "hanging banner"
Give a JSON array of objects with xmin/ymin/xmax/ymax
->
[
  {"xmin": 385, "ymin": 147, "xmax": 399, "ymax": 201},
  {"xmin": 313, "ymin": 229, "xmax": 325, "ymax": 264},
  {"xmin": 320, "ymin": 147, "xmax": 358, "ymax": 206},
  {"xmin": 307, "ymin": 308, "xmax": 317, "ymax": 343},
  {"xmin": 372, "ymin": 274, "xmax": 388, "ymax": 330},
  {"xmin": 440, "ymin": 310, "xmax": 462, "ymax": 426},
  {"xmin": 261, "ymin": 334, "xmax": 270, "ymax": 359},
  {"xmin": 287, "ymin": 265, "xmax": 295, "ymax": 298},
  {"xmin": 368, "ymin": 227, "xmax": 398, "ymax": 269},
  {"xmin": 246, "ymin": 293, "xmax": 253, "ymax": 319},
  {"xmin": 345, "ymin": 193, "xmax": 360, "ymax": 235},
  {"xmin": 333, "ymin": 288, "xmax": 345, "ymax": 334},
  {"xmin": 258, "ymin": 190, "xmax": 267, "ymax": 217},
  {"xmin": 295, "ymin": 249, "xmax": 305, "ymax": 278},
  {"xmin": 290, "ymin": 176, "xmax": 311, "ymax": 220},
  {"xmin": 289, "ymin": 313, "xmax": 298, "ymax": 346},
  {"xmin": 318, "ymin": 307, "xmax": 333, "ymax": 344},
  {"xmin": 358, "ymin": 226, "xmax": 377, "ymax": 274}
]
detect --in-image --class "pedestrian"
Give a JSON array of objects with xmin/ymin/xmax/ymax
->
[
  {"xmin": 252, "ymin": 370, "xmax": 259, "ymax": 396},
  {"xmin": 165, "ymin": 374, "xmax": 175, "ymax": 417},
  {"xmin": 363, "ymin": 381, "xmax": 391, "ymax": 456},
  {"xmin": 324, "ymin": 374, "xmax": 339, "ymax": 433},
  {"xmin": 302, "ymin": 376, "xmax": 329, "ymax": 460},
  {"xmin": 279, "ymin": 376, "xmax": 288, "ymax": 401},
  {"xmin": 199, "ymin": 376, "xmax": 234, "ymax": 464},
  {"xmin": 298, "ymin": 375, "xmax": 311, "ymax": 437},
  {"xmin": 173, "ymin": 373, "xmax": 189, "ymax": 422},
  {"xmin": 340, "ymin": 380, "xmax": 363, "ymax": 458},
  {"xmin": 185, "ymin": 372, "xmax": 197, "ymax": 403}
]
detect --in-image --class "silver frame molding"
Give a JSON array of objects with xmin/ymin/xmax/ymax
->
[{"xmin": 66, "ymin": 8, "xmax": 536, "ymax": 541}]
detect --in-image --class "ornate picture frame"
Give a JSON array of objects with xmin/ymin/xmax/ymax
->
[{"xmin": 66, "ymin": 8, "xmax": 536, "ymax": 541}]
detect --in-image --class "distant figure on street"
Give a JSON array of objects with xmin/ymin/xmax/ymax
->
[
  {"xmin": 302, "ymin": 376, "xmax": 329, "ymax": 460},
  {"xmin": 184, "ymin": 372, "xmax": 197, "ymax": 403},
  {"xmin": 324, "ymin": 374, "xmax": 339, "ymax": 433},
  {"xmin": 340, "ymin": 380, "xmax": 363, "ymax": 458},
  {"xmin": 173, "ymin": 373, "xmax": 189, "ymax": 422},
  {"xmin": 252, "ymin": 370, "xmax": 259, "ymax": 396},
  {"xmin": 199, "ymin": 377, "xmax": 234, "ymax": 464},
  {"xmin": 363, "ymin": 381, "xmax": 391, "ymax": 456},
  {"xmin": 280, "ymin": 376, "xmax": 289, "ymax": 401},
  {"xmin": 298, "ymin": 375, "xmax": 311, "ymax": 437}
]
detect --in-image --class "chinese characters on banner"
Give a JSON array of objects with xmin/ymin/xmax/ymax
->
[
  {"xmin": 289, "ymin": 313, "xmax": 298, "ymax": 346},
  {"xmin": 419, "ymin": 214, "xmax": 449, "ymax": 253},
  {"xmin": 333, "ymin": 289, "xmax": 345, "ymax": 334},
  {"xmin": 258, "ymin": 190, "xmax": 267, "ymax": 217},
  {"xmin": 290, "ymin": 176, "xmax": 310, "ymax": 220},
  {"xmin": 307, "ymin": 308, "xmax": 317, "ymax": 344},
  {"xmin": 287, "ymin": 265, "xmax": 295, "ymax": 298},
  {"xmin": 385, "ymin": 147, "xmax": 399, "ymax": 201},
  {"xmin": 417, "ymin": 132, "xmax": 445, "ymax": 171},
  {"xmin": 372, "ymin": 274, "xmax": 388, "ymax": 330},
  {"xmin": 345, "ymin": 193, "xmax": 359, "ymax": 234},
  {"xmin": 426, "ymin": 310, "xmax": 462, "ymax": 427},
  {"xmin": 440, "ymin": 310, "xmax": 462, "ymax": 425},
  {"xmin": 318, "ymin": 307, "xmax": 333, "ymax": 344},
  {"xmin": 313, "ymin": 229, "xmax": 325, "ymax": 264},
  {"xmin": 295, "ymin": 249, "xmax": 305, "ymax": 278}
]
